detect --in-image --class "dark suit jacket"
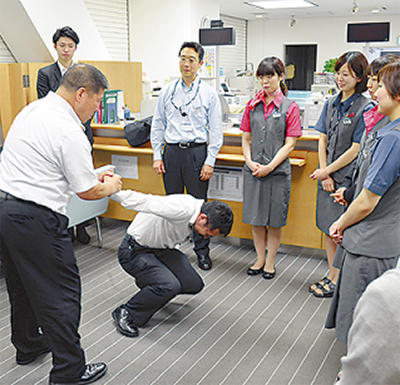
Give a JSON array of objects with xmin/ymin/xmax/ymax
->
[
  {"xmin": 36, "ymin": 62, "xmax": 94, "ymax": 146},
  {"xmin": 37, "ymin": 62, "xmax": 62, "ymax": 99}
]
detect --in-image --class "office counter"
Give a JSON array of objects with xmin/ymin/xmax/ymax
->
[{"xmin": 92, "ymin": 124, "xmax": 323, "ymax": 249}]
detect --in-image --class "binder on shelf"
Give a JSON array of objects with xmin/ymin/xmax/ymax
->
[
  {"xmin": 103, "ymin": 90, "xmax": 118, "ymax": 124},
  {"xmin": 100, "ymin": 90, "xmax": 125, "ymax": 124}
]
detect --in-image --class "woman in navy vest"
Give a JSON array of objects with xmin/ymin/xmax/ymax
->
[
  {"xmin": 327, "ymin": 60, "xmax": 400, "ymax": 346},
  {"xmin": 309, "ymin": 52, "xmax": 371, "ymax": 298},
  {"xmin": 240, "ymin": 57, "xmax": 302, "ymax": 279},
  {"xmin": 330, "ymin": 55, "xmax": 399, "ymax": 271}
]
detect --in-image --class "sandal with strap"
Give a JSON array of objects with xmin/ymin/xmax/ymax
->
[{"xmin": 309, "ymin": 277, "xmax": 335, "ymax": 298}]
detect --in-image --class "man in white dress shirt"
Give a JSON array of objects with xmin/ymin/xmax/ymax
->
[
  {"xmin": 110, "ymin": 190, "xmax": 233, "ymax": 337},
  {"xmin": 0, "ymin": 64, "xmax": 122, "ymax": 385}
]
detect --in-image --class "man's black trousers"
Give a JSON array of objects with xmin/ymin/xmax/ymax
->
[
  {"xmin": 118, "ymin": 235, "xmax": 204, "ymax": 327},
  {"xmin": 0, "ymin": 194, "xmax": 85, "ymax": 383},
  {"xmin": 162, "ymin": 143, "xmax": 210, "ymax": 256}
]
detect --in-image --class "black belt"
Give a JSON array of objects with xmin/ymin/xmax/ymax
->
[
  {"xmin": 167, "ymin": 142, "xmax": 206, "ymax": 149},
  {"xmin": 0, "ymin": 190, "xmax": 19, "ymax": 201}
]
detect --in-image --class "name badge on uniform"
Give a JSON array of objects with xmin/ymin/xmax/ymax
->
[
  {"xmin": 181, "ymin": 115, "xmax": 193, "ymax": 132},
  {"xmin": 272, "ymin": 111, "xmax": 281, "ymax": 119},
  {"xmin": 343, "ymin": 118, "xmax": 352, "ymax": 125}
]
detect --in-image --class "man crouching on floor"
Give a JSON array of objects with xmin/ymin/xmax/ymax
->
[{"xmin": 110, "ymin": 189, "xmax": 233, "ymax": 337}]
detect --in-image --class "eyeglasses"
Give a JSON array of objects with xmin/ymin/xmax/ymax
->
[{"xmin": 179, "ymin": 56, "xmax": 198, "ymax": 65}]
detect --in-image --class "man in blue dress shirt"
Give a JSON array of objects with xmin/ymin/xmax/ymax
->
[{"xmin": 151, "ymin": 41, "xmax": 223, "ymax": 270}]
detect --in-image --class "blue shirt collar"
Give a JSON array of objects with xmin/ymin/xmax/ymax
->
[
  {"xmin": 333, "ymin": 91, "xmax": 359, "ymax": 109},
  {"xmin": 377, "ymin": 117, "xmax": 400, "ymax": 137}
]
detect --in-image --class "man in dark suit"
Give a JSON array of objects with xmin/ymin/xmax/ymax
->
[{"xmin": 37, "ymin": 26, "xmax": 94, "ymax": 244}]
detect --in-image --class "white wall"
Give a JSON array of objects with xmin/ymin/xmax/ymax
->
[
  {"xmin": 248, "ymin": 14, "xmax": 400, "ymax": 73},
  {"xmin": 129, "ymin": 0, "xmax": 219, "ymax": 84},
  {"xmin": 0, "ymin": 0, "xmax": 111, "ymax": 62}
]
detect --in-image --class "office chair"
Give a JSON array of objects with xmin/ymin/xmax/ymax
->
[{"xmin": 65, "ymin": 165, "xmax": 113, "ymax": 248}]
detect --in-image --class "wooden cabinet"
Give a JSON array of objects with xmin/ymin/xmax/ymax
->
[{"xmin": 0, "ymin": 63, "xmax": 29, "ymax": 138}]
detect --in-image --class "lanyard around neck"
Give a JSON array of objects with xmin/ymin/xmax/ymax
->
[{"xmin": 170, "ymin": 79, "xmax": 201, "ymax": 117}]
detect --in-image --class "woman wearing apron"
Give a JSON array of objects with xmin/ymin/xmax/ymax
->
[
  {"xmin": 309, "ymin": 51, "xmax": 371, "ymax": 298},
  {"xmin": 327, "ymin": 60, "xmax": 400, "ymax": 346},
  {"xmin": 241, "ymin": 57, "xmax": 302, "ymax": 279}
]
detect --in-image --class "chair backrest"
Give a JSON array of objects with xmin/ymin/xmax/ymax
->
[{"xmin": 65, "ymin": 165, "xmax": 113, "ymax": 228}]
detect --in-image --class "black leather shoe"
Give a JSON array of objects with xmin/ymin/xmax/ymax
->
[
  {"xmin": 76, "ymin": 225, "xmax": 90, "ymax": 245},
  {"xmin": 247, "ymin": 267, "xmax": 263, "ymax": 276},
  {"xmin": 49, "ymin": 362, "xmax": 107, "ymax": 385},
  {"xmin": 262, "ymin": 269, "xmax": 276, "ymax": 280},
  {"xmin": 112, "ymin": 306, "xmax": 139, "ymax": 337},
  {"xmin": 197, "ymin": 254, "xmax": 212, "ymax": 270},
  {"xmin": 17, "ymin": 346, "xmax": 51, "ymax": 365}
]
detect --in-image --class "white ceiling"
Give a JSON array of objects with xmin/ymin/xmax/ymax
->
[{"xmin": 219, "ymin": 0, "xmax": 400, "ymax": 21}]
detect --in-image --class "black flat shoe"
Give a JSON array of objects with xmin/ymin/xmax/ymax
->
[
  {"xmin": 247, "ymin": 266, "xmax": 264, "ymax": 276},
  {"xmin": 49, "ymin": 362, "xmax": 107, "ymax": 385},
  {"xmin": 262, "ymin": 269, "xmax": 276, "ymax": 280},
  {"xmin": 112, "ymin": 305, "xmax": 139, "ymax": 337}
]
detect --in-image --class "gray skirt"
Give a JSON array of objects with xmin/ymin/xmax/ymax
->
[
  {"xmin": 242, "ymin": 167, "xmax": 290, "ymax": 228},
  {"xmin": 325, "ymin": 250, "xmax": 399, "ymax": 344},
  {"xmin": 316, "ymin": 182, "xmax": 346, "ymax": 235}
]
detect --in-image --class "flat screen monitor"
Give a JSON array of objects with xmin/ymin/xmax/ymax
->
[
  {"xmin": 347, "ymin": 22, "xmax": 390, "ymax": 43},
  {"xmin": 199, "ymin": 28, "xmax": 236, "ymax": 46}
]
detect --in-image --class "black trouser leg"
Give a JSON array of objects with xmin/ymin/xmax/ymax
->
[
  {"xmin": 2, "ymin": 239, "xmax": 48, "ymax": 358},
  {"xmin": 0, "ymin": 198, "xmax": 85, "ymax": 383},
  {"xmin": 118, "ymin": 237, "xmax": 204, "ymax": 327},
  {"xmin": 162, "ymin": 144, "xmax": 210, "ymax": 257}
]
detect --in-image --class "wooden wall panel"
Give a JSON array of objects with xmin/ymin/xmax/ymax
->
[
  {"xmin": 26, "ymin": 62, "xmax": 52, "ymax": 103},
  {"xmin": 0, "ymin": 63, "xmax": 27, "ymax": 139},
  {"xmin": 80, "ymin": 60, "xmax": 142, "ymax": 113}
]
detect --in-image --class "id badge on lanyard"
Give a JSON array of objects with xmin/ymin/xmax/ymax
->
[{"xmin": 181, "ymin": 114, "xmax": 193, "ymax": 132}]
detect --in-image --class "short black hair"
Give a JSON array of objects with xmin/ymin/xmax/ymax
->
[
  {"xmin": 60, "ymin": 63, "xmax": 109, "ymax": 95},
  {"xmin": 201, "ymin": 201, "xmax": 233, "ymax": 236},
  {"xmin": 179, "ymin": 42, "xmax": 204, "ymax": 62},
  {"xmin": 53, "ymin": 26, "xmax": 80, "ymax": 45}
]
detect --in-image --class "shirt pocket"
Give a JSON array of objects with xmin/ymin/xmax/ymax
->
[{"xmin": 191, "ymin": 102, "xmax": 206, "ymax": 126}]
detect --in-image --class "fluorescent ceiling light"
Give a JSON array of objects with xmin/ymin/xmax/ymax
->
[{"xmin": 244, "ymin": 0, "xmax": 317, "ymax": 10}]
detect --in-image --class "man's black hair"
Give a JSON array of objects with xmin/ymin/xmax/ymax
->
[
  {"xmin": 179, "ymin": 42, "xmax": 205, "ymax": 62},
  {"xmin": 201, "ymin": 201, "xmax": 233, "ymax": 236},
  {"xmin": 53, "ymin": 26, "xmax": 80, "ymax": 45}
]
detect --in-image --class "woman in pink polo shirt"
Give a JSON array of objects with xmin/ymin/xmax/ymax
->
[{"xmin": 241, "ymin": 57, "xmax": 302, "ymax": 280}]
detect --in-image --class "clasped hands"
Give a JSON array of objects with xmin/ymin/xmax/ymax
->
[
  {"xmin": 329, "ymin": 219, "xmax": 344, "ymax": 246},
  {"xmin": 310, "ymin": 167, "xmax": 335, "ymax": 192},
  {"xmin": 247, "ymin": 160, "xmax": 274, "ymax": 178},
  {"xmin": 98, "ymin": 167, "xmax": 122, "ymax": 194}
]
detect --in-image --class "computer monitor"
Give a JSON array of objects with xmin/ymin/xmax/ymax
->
[
  {"xmin": 347, "ymin": 22, "xmax": 390, "ymax": 43},
  {"xmin": 199, "ymin": 28, "xmax": 236, "ymax": 46}
]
